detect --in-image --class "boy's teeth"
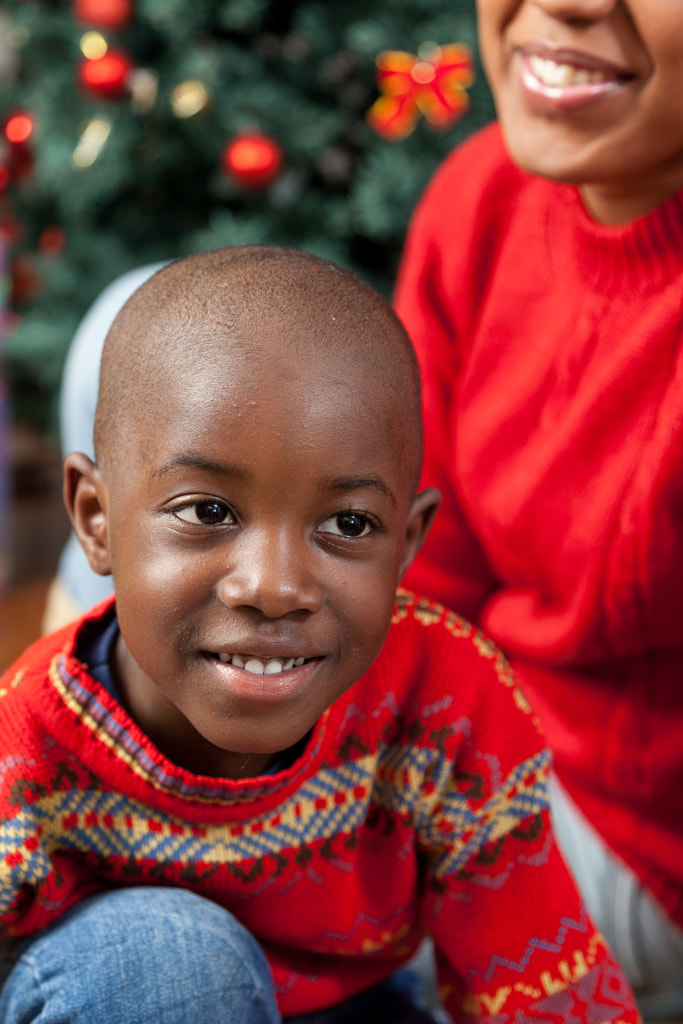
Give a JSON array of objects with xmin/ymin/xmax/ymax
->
[
  {"xmin": 244, "ymin": 658, "xmax": 265, "ymax": 675},
  {"xmin": 216, "ymin": 653, "xmax": 304, "ymax": 674},
  {"xmin": 529, "ymin": 54, "xmax": 610, "ymax": 88},
  {"xmin": 264, "ymin": 660, "xmax": 287, "ymax": 675}
]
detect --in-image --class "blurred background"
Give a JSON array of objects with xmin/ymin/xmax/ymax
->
[{"xmin": 0, "ymin": 0, "xmax": 493, "ymax": 667}]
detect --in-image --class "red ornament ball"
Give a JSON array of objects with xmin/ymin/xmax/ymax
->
[
  {"xmin": 73, "ymin": 0, "xmax": 133, "ymax": 30},
  {"xmin": 78, "ymin": 48, "xmax": 133, "ymax": 99},
  {"xmin": 39, "ymin": 226, "xmax": 67, "ymax": 258},
  {"xmin": 0, "ymin": 216, "xmax": 25, "ymax": 246},
  {"xmin": 11, "ymin": 253, "xmax": 43, "ymax": 306},
  {"xmin": 5, "ymin": 113, "xmax": 34, "ymax": 145},
  {"xmin": 221, "ymin": 132, "xmax": 283, "ymax": 189},
  {"xmin": 2, "ymin": 114, "xmax": 35, "ymax": 181}
]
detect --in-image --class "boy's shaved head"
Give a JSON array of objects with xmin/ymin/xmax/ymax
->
[{"xmin": 94, "ymin": 246, "xmax": 423, "ymax": 490}]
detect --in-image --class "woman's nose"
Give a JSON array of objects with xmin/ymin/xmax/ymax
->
[
  {"xmin": 531, "ymin": 0, "xmax": 618, "ymax": 20},
  {"xmin": 216, "ymin": 530, "xmax": 324, "ymax": 618}
]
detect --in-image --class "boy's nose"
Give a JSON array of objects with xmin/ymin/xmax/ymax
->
[{"xmin": 216, "ymin": 531, "xmax": 324, "ymax": 619}]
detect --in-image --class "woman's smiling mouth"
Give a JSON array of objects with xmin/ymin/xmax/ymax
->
[
  {"xmin": 528, "ymin": 54, "xmax": 618, "ymax": 88},
  {"xmin": 515, "ymin": 45, "xmax": 632, "ymax": 115}
]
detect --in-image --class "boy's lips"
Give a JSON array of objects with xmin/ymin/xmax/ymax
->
[
  {"xmin": 515, "ymin": 45, "xmax": 631, "ymax": 114},
  {"xmin": 212, "ymin": 652, "xmax": 308, "ymax": 675},
  {"xmin": 205, "ymin": 650, "xmax": 324, "ymax": 702}
]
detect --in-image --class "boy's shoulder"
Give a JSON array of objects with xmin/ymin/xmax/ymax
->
[
  {"xmin": 0, "ymin": 618, "xmax": 79, "ymax": 701},
  {"xmin": 0, "ymin": 611, "xmax": 97, "ymax": 827},
  {"xmin": 0, "ymin": 600, "xmax": 111, "ymax": 739},
  {"xmin": 374, "ymin": 589, "xmax": 541, "ymax": 741}
]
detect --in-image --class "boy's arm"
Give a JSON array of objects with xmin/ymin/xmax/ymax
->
[
  {"xmin": 0, "ymin": 651, "xmax": 89, "ymax": 944},
  {"xmin": 1, "ymin": 788, "xmax": 54, "ymax": 942},
  {"xmin": 416, "ymin": 636, "xmax": 641, "ymax": 1024}
]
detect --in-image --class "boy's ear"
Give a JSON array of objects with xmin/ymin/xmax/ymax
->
[
  {"xmin": 399, "ymin": 486, "xmax": 441, "ymax": 579},
  {"xmin": 63, "ymin": 452, "xmax": 113, "ymax": 577}
]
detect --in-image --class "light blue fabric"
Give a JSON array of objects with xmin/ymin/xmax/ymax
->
[
  {"xmin": 58, "ymin": 263, "xmax": 166, "ymax": 611},
  {"xmin": 0, "ymin": 887, "xmax": 440, "ymax": 1024}
]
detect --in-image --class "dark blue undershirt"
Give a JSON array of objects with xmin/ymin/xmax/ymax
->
[{"xmin": 76, "ymin": 614, "xmax": 309, "ymax": 776}]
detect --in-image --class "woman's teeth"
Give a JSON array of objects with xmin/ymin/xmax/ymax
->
[
  {"xmin": 215, "ymin": 653, "xmax": 306, "ymax": 675},
  {"xmin": 529, "ymin": 54, "xmax": 612, "ymax": 88}
]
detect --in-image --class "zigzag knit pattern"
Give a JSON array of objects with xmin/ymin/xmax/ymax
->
[{"xmin": 0, "ymin": 592, "xmax": 640, "ymax": 1022}]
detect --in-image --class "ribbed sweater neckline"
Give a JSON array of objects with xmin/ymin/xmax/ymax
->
[{"xmin": 549, "ymin": 184, "xmax": 683, "ymax": 294}]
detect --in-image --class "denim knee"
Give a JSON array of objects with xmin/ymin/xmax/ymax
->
[{"xmin": 0, "ymin": 886, "xmax": 280, "ymax": 1024}]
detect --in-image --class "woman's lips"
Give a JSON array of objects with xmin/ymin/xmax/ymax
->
[{"xmin": 516, "ymin": 47, "xmax": 629, "ymax": 114}]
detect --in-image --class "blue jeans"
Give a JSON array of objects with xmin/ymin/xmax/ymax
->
[{"xmin": 0, "ymin": 887, "xmax": 441, "ymax": 1024}]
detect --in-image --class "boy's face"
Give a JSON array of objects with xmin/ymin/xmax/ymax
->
[
  {"xmin": 477, "ymin": 0, "xmax": 683, "ymax": 222},
  {"xmin": 67, "ymin": 331, "xmax": 437, "ymax": 779}
]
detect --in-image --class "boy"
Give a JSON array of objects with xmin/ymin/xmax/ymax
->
[{"xmin": 0, "ymin": 248, "xmax": 639, "ymax": 1023}]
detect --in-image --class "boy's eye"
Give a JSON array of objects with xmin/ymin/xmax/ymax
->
[
  {"xmin": 174, "ymin": 501, "xmax": 234, "ymax": 526},
  {"xmin": 319, "ymin": 512, "xmax": 373, "ymax": 538}
]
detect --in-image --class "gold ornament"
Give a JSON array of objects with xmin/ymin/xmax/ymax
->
[
  {"xmin": 170, "ymin": 80, "xmax": 211, "ymax": 118},
  {"xmin": 79, "ymin": 31, "xmax": 108, "ymax": 60},
  {"xmin": 73, "ymin": 118, "xmax": 111, "ymax": 167},
  {"xmin": 129, "ymin": 69, "xmax": 159, "ymax": 113}
]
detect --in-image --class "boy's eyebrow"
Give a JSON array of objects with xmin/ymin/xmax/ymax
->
[
  {"xmin": 151, "ymin": 458, "xmax": 396, "ymax": 506},
  {"xmin": 321, "ymin": 475, "xmax": 397, "ymax": 507},
  {"xmin": 151, "ymin": 454, "xmax": 249, "ymax": 480}
]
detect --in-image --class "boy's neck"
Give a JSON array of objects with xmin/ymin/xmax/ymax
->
[{"xmin": 111, "ymin": 633, "xmax": 275, "ymax": 780}]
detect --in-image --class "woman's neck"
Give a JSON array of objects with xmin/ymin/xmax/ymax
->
[{"xmin": 579, "ymin": 167, "xmax": 683, "ymax": 225}]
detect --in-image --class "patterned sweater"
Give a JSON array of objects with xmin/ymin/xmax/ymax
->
[{"xmin": 0, "ymin": 593, "xmax": 639, "ymax": 1022}]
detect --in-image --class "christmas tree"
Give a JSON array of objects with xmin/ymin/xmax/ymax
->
[{"xmin": 0, "ymin": 0, "xmax": 493, "ymax": 433}]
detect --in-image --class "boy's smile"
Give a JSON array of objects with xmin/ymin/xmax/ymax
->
[
  {"xmin": 477, "ymin": 0, "xmax": 683, "ymax": 223},
  {"xmin": 67, "ymin": 305, "xmax": 437, "ymax": 780}
]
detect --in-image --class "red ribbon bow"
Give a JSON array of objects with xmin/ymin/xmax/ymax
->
[{"xmin": 367, "ymin": 44, "xmax": 474, "ymax": 140}]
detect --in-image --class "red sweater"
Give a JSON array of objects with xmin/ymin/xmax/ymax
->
[
  {"xmin": 0, "ymin": 594, "xmax": 639, "ymax": 1022},
  {"xmin": 396, "ymin": 122, "xmax": 683, "ymax": 929}
]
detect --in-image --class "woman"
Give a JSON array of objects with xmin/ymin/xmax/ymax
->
[{"xmin": 397, "ymin": 0, "xmax": 683, "ymax": 1012}]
